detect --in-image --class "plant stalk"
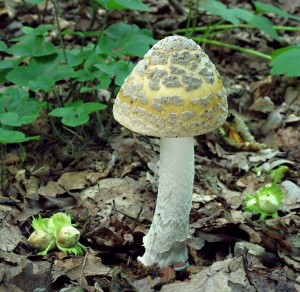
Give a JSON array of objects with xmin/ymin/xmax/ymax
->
[
  {"xmin": 193, "ymin": 37, "xmax": 272, "ymax": 60},
  {"xmin": 175, "ymin": 24, "xmax": 300, "ymax": 34}
]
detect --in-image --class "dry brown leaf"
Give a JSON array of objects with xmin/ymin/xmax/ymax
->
[{"xmin": 0, "ymin": 225, "xmax": 23, "ymax": 252}]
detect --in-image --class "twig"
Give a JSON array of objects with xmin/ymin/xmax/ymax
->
[
  {"xmin": 45, "ymin": 256, "xmax": 55, "ymax": 292},
  {"xmin": 242, "ymin": 248, "xmax": 259, "ymax": 291}
]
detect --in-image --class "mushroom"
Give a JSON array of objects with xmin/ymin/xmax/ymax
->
[{"xmin": 113, "ymin": 36, "xmax": 228, "ymax": 269}]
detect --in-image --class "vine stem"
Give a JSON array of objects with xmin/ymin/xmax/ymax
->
[
  {"xmin": 175, "ymin": 24, "xmax": 300, "ymax": 33},
  {"xmin": 51, "ymin": 0, "xmax": 68, "ymax": 63},
  {"xmin": 93, "ymin": 8, "xmax": 109, "ymax": 50},
  {"xmin": 193, "ymin": 37, "xmax": 272, "ymax": 60}
]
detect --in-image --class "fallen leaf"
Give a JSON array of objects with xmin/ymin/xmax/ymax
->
[{"xmin": 0, "ymin": 224, "xmax": 23, "ymax": 252}]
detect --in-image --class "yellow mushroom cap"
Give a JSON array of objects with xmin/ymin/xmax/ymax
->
[{"xmin": 113, "ymin": 36, "xmax": 228, "ymax": 138}]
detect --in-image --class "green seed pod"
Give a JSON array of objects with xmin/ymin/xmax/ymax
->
[
  {"xmin": 243, "ymin": 183, "xmax": 284, "ymax": 220},
  {"xmin": 258, "ymin": 193, "xmax": 280, "ymax": 214},
  {"xmin": 56, "ymin": 226, "xmax": 80, "ymax": 248},
  {"xmin": 28, "ymin": 230, "xmax": 56, "ymax": 251}
]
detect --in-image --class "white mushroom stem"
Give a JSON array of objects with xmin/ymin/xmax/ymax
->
[{"xmin": 138, "ymin": 137, "xmax": 194, "ymax": 268}]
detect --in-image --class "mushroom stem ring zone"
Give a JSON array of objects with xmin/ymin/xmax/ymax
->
[{"xmin": 113, "ymin": 36, "xmax": 228, "ymax": 269}]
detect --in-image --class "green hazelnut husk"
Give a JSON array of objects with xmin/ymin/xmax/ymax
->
[
  {"xmin": 243, "ymin": 183, "xmax": 283, "ymax": 220},
  {"xmin": 56, "ymin": 226, "xmax": 80, "ymax": 248},
  {"xmin": 28, "ymin": 230, "xmax": 56, "ymax": 251}
]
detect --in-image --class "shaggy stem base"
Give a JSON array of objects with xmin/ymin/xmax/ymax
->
[{"xmin": 138, "ymin": 137, "xmax": 194, "ymax": 268}]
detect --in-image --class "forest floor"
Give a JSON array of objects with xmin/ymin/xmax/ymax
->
[{"xmin": 0, "ymin": 0, "xmax": 300, "ymax": 291}]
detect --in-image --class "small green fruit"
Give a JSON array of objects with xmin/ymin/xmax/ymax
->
[
  {"xmin": 243, "ymin": 183, "xmax": 283, "ymax": 220},
  {"xmin": 258, "ymin": 193, "xmax": 280, "ymax": 214},
  {"xmin": 56, "ymin": 226, "xmax": 80, "ymax": 248},
  {"xmin": 28, "ymin": 230, "xmax": 56, "ymax": 251}
]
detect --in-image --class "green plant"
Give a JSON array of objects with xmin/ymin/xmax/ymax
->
[
  {"xmin": 49, "ymin": 101, "xmax": 107, "ymax": 127},
  {"xmin": 95, "ymin": 0, "xmax": 150, "ymax": 11},
  {"xmin": 0, "ymin": 87, "xmax": 43, "ymax": 143},
  {"xmin": 0, "ymin": 0, "xmax": 155, "ymax": 192},
  {"xmin": 243, "ymin": 183, "xmax": 283, "ymax": 220},
  {"xmin": 243, "ymin": 166, "xmax": 288, "ymax": 220},
  {"xmin": 0, "ymin": 1, "xmax": 155, "ymax": 145},
  {"xmin": 28, "ymin": 213, "xmax": 87, "ymax": 255},
  {"xmin": 177, "ymin": 0, "xmax": 300, "ymax": 76}
]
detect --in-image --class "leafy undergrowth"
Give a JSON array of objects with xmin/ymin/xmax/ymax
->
[{"xmin": 1, "ymin": 0, "xmax": 300, "ymax": 291}]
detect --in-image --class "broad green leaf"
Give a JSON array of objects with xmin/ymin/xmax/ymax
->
[
  {"xmin": 200, "ymin": 2, "xmax": 280, "ymax": 41},
  {"xmin": 99, "ymin": 23, "xmax": 156, "ymax": 57},
  {"xmin": 74, "ymin": 51, "xmax": 111, "ymax": 87},
  {"xmin": 95, "ymin": 60, "xmax": 134, "ymax": 86},
  {"xmin": 49, "ymin": 101, "xmax": 107, "ymax": 127},
  {"xmin": 49, "ymin": 107, "xmax": 74, "ymax": 118},
  {"xmin": 6, "ymin": 54, "xmax": 76, "ymax": 90},
  {"xmin": 7, "ymin": 35, "xmax": 57, "ymax": 57},
  {"xmin": 233, "ymin": 8, "xmax": 280, "ymax": 41},
  {"xmin": 0, "ymin": 112, "xmax": 21, "ymax": 126},
  {"xmin": 32, "ymin": 36, "xmax": 57, "ymax": 57},
  {"xmin": 21, "ymin": 24, "xmax": 54, "ymax": 36},
  {"xmin": 200, "ymin": 0, "xmax": 240, "ymax": 25},
  {"xmin": 6, "ymin": 43, "xmax": 33, "ymax": 57},
  {"xmin": 28, "ymin": 75, "xmax": 56, "ymax": 91},
  {"xmin": 0, "ymin": 128, "xmax": 39, "ymax": 144},
  {"xmin": 25, "ymin": 0, "xmax": 45, "ymax": 3},
  {"xmin": 0, "ymin": 41, "xmax": 7, "ymax": 52},
  {"xmin": 97, "ymin": 0, "xmax": 150, "ymax": 11},
  {"xmin": 0, "ymin": 87, "xmax": 45, "ymax": 125},
  {"xmin": 0, "ymin": 58, "xmax": 23, "ymax": 82},
  {"xmin": 254, "ymin": 1, "xmax": 300, "ymax": 22},
  {"xmin": 62, "ymin": 29, "xmax": 99, "ymax": 38},
  {"xmin": 0, "ymin": 58, "xmax": 22, "ymax": 70},
  {"xmin": 7, "ymin": 25, "xmax": 56, "ymax": 57},
  {"xmin": 271, "ymin": 46, "xmax": 300, "ymax": 76},
  {"xmin": 76, "ymin": 102, "xmax": 107, "ymax": 115},
  {"xmin": 63, "ymin": 49, "xmax": 94, "ymax": 67}
]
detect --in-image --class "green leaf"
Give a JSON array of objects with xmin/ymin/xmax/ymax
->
[
  {"xmin": 32, "ymin": 36, "xmax": 57, "ymax": 57},
  {"xmin": 63, "ymin": 49, "xmax": 94, "ymax": 67},
  {"xmin": 21, "ymin": 24, "xmax": 54, "ymax": 36},
  {"xmin": 200, "ymin": 0, "xmax": 240, "ymax": 25},
  {"xmin": 62, "ymin": 29, "xmax": 99, "ymax": 38},
  {"xmin": 28, "ymin": 76, "xmax": 56, "ymax": 91},
  {"xmin": 228, "ymin": 7, "xmax": 280, "ymax": 41},
  {"xmin": 61, "ymin": 114, "xmax": 89, "ymax": 127},
  {"xmin": 99, "ymin": 23, "xmax": 156, "ymax": 57},
  {"xmin": 95, "ymin": 60, "xmax": 134, "ymax": 86},
  {"xmin": 7, "ymin": 25, "xmax": 56, "ymax": 57},
  {"xmin": 76, "ymin": 102, "xmax": 107, "ymax": 115},
  {"xmin": 6, "ymin": 54, "xmax": 76, "ymax": 90},
  {"xmin": 0, "ymin": 41, "xmax": 7, "ymax": 52},
  {"xmin": 0, "ymin": 112, "xmax": 22, "ymax": 126},
  {"xmin": 7, "ymin": 36, "xmax": 57, "ymax": 57},
  {"xmin": 0, "ymin": 128, "xmax": 39, "ymax": 144},
  {"xmin": 271, "ymin": 46, "xmax": 300, "ymax": 76},
  {"xmin": 97, "ymin": 0, "xmax": 150, "ymax": 11},
  {"xmin": 0, "ymin": 87, "xmax": 45, "ymax": 125},
  {"xmin": 25, "ymin": 0, "xmax": 45, "ymax": 3},
  {"xmin": 200, "ymin": 1, "xmax": 280, "ymax": 41},
  {"xmin": 0, "ymin": 58, "xmax": 23, "ymax": 82},
  {"xmin": 49, "ymin": 107, "xmax": 74, "ymax": 118},
  {"xmin": 49, "ymin": 101, "xmax": 107, "ymax": 127},
  {"xmin": 253, "ymin": 15, "xmax": 279, "ymax": 41},
  {"xmin": 0, "ymin": 58, "xmax": 22, "ymax": 70},
  {"xmin": 254, "ymin": 1, "xmax": 300, "ymax": 22}
]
